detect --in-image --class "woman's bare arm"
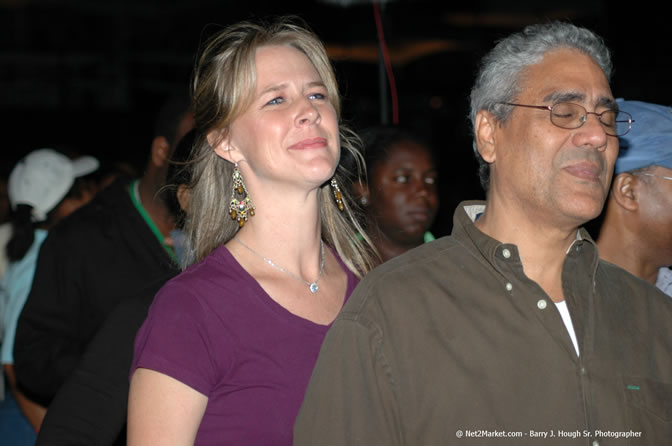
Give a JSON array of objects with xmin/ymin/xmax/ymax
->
[{"xmin": 127, "ymin": 368, "xmax": 208, "ymax": 446}]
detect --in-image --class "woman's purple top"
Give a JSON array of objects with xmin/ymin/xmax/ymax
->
[{"xmin": 131, "ymin": 244, "xmax": 358, "ymax": 445}]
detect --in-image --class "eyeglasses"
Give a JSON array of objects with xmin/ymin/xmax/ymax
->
[
  {"xmin": 639, "ymin": 172, "xmax": 672, "ymax": 181},
  {"xmin": 498, "ymin": 102, "xmax": 634, "ymax": 137}
]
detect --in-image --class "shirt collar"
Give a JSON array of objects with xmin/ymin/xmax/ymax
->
[{"xmin": 452, "ymin": 200, "xmax": 600, "ymax": 284}]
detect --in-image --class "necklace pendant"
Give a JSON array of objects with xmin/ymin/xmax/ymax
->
[{"xmin": 309, "ymin": 282, "xmax": 319, "ymax": 293}]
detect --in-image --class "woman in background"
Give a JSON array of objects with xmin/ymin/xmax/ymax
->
[
  {"xmin": 354, "ymin": 125, "xmax": 439, "ymax": 262},
  {"xmin": 0, "ymin": 148, "xmax": 98, "ymax": 444},
  {"xmin": 128, "ymin": 18, "xmax": 376, "ymax": 445}
]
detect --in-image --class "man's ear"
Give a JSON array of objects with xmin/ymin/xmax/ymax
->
[
  {"xmin": 611, "ymin": 173, "xmax": 638, "ymax": 212},
  {"xmin": 474, "ymin": 110, "xmax": 498, "ymax": 164},
  {"xmin": 151, "ymin": 136, "xmax": 171, "ymax": 168}
]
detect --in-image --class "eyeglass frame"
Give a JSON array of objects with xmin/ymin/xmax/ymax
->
[
  {"xmin": 637, "ymin": 172, "xmax": 672, "ymax": 182},
  {"xmin": 497, "ymin": 102, "xmax": 634, "ymax": 137}
]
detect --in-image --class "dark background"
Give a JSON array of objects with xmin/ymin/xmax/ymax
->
[{"xmin": 1, "ymin": 0, "xmax": 668, "ymax": 235}]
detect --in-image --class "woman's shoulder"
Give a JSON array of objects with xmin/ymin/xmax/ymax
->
[
  {"xmin": 153, "ymin": 244, "xmax": 249, "ymax": 306},
  {"xmin": 176, "ymin": 244, "xmax": 240, "ymax": 280}
]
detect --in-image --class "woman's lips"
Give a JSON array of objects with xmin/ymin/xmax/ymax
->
[
  {"xmin": 407, "ymin": 209, "xmax": 430, "ymax": 222},
  {"xmin": 288, "ymin": 137, "xmax": 327, "ymax": 150}
]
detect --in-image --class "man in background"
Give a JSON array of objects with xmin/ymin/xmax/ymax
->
[
  {"xmin": 597, "ymin": 99, "xmax": 672, "ymax": 296},
  {"xmin": 35, "ymin": 129, "xmax": 197, "ymax": 446},
  {"xmin": 13, "ymin": 91, "xmax": 194, "ymax": 410}
]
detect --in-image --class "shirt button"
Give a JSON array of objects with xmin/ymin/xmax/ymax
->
[
  {"xmin": 592, "ymin": 441, "xmax": 600, "ymax": 446},
  {"xmin": 580, "ymin": 367, "xmax": 587, "ymax": 375},
  {"xmin": 505, "ymin": 282, "xmax": 513, "ymax": 291},
  {"xmin": 502, "ymin": 248, "xmax": 511, "ymax": 259},
  {"xmin": 537, "ymin": 299, "xmax": 547, "ymax": 310}
]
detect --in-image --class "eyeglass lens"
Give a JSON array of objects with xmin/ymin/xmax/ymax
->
[{"xmin": 550, "ymin": 103, "xmax": 631, "ymax": 136}]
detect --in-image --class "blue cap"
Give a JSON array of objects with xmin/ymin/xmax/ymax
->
[{"xmin": 615, "ymin": 99, "xmax": 672, "ymax": 174}]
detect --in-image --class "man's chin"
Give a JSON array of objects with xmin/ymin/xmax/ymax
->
[{"xmin": 561, "ymin": 198, "xmax": 606, "ymax": 227}]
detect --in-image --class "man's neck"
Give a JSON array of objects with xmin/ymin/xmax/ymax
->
[
  {"xmin": 474, "ymin": 199, "xmax": 581, "ymax": 302},
  {"xmin": 136, "ymin": 178, "xmax": 174, "ymax": 238}
]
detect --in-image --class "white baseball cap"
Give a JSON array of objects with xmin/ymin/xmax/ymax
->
[{"xmin": 8, "ymin": 148, "xmax": 99, "ymax": 221}]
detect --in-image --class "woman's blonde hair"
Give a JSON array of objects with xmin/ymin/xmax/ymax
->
[{"xmin": 184, "ymin": 17, "xmax": 378, "ymax": 277}]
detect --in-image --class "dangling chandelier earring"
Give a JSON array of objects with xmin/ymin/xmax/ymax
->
[
  {"xmin": 330, "ymin": 178, "xmax": 345, "ymax": 212},
  {"xmin": 229, "ymin": 164, "xmax": 255, "ymax": 227}
]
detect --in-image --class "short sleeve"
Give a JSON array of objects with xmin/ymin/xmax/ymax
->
[
  {"xmin": 131, "ymin": 282, "xmax": 218, "ymax": 396},
  {"xmin": 0, "ymin": 275, "xmax": 32, "ymax": 364}
]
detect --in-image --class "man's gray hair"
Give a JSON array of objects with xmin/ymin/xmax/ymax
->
[{"xmin": 469, "ymin": 22, "xmax": 613, "ymax": 192}]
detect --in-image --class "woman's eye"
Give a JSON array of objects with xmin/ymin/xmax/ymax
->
[
  {"xmin": 309, "ymin": 92, "xmax": 326, "ymax": 101},
  {"xmin": 394, "ymin": 175, "xmax": 410, "ymax": 184},
  {"xmin": 266, "ymin": 97, "xmax": 284, "ymax": 105},
  {"xmin": 425, "ymin": 177, "xmax": 437, "ymax": 185}
]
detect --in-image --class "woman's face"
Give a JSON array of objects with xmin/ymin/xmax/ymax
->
[
  {"xmin": 367, "ymin": 140, "xmax": 439, "ymax": 243},
  {"xmin": 221, "ymin": 45, "xmax": 340, "ymax": 192}
]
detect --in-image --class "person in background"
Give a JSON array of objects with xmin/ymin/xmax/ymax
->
[
  {"xmin": 294, "ymin": 22, "xmax": 672, "ymax": 445},
  {"xmin": 0, "ymin": 148, "xmax": 98, "ymax": 444},
  {"xmin": 354, "ymin": 125, "xmax": 439, "ymax": 262},
  {"xmin": 596, "ymin": 99, "xmax": 672, "ymax": 296},
  {"xmin": 159, "ymin": 129, "xmax": 195, "ymax": 267},
  {"xmin": 13, "ymin": 91, "xmax": 194, "ymax": 408},
  {"xmin": 128, "ymin": 17, "xmax": 376, "ymax": 445},
  {"xmin": 92, "ymin": 159, "xmax": 140, "ymax": 193},
  {"xmin": 35, "ymin": 129, "xmax": 197, "ymax": 446},
  {"xmin": 0, "ymin": 170, "xmax": 11, "ymax": 278}
]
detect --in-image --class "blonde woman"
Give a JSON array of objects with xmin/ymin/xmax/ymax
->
[{"xmin": 128, "ymin": 18, "xmax": 376, "ymax": 445}]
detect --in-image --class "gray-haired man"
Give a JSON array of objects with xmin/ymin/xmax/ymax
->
[{"xmin": 294, "ymin": 23, "xmax": 671, "ymax": 445}]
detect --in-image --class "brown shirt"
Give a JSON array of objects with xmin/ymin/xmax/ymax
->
[{"xmin": 294, "ymin": 201, "xmax": 672, "ymax": 445}]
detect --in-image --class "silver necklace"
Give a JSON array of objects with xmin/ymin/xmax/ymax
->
[{"xmin": 233, "ymin": 236, "xmax": 325, "ymax": 293}]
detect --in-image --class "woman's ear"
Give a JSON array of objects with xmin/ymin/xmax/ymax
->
[
  {"xmin": 353, "ymin": 181, "xmax": 370, "ymax": 205},
  {"xmin": 208, "ymin": 129, "xmax": 246, "ymax": 165},
  {"xmin": 207, "ymin": 130, "xmax": 233, "ymax": 162}
]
